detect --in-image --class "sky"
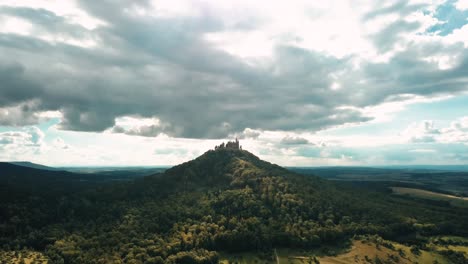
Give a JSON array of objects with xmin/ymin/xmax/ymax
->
[{"xmin": 0, "ymin": 0, "xmax": 468, "ymax": 167}]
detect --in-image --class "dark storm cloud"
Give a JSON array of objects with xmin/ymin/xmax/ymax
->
[
  {"xmin": 0, "ymin": 63, "xmax": 43, "ymax": 106},
  {"xmin": 0, "ymin": 62, "xmax": 45, "ymax": 126},
  {"xmin": 1, "ymin": 1, "xmax": 468, "ymax": 138}
]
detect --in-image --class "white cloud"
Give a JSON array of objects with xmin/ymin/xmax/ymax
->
[
  {"xmin": 402, "ymin": 120, "xmax": 440, "ymax": 143},
  {"xmin": 455, "ymin": 0, "xmax": 468, "ymax": 11},
  {"xmin": 444, "ymin": 24, "xmax": 468, "ymax": 48},
  {"xmin": 409, "ymin": 148, "xmax": 436, "ymax": 153},
  {"xmin": 108, "ymin": 116, "xmax": 173, "ymax": 137},
  {"xmin": 201, "ymin": 0, "xmax": 375, "ymax": 59},
  {"xmin": 52, "ymin": 137, "xmax": 69, "ymax": 149},
  {"xmin": 234, "ymin": 128, "xmax": 262, "ymax": 139},
  {"xmin": 204, "ymin": 31, "xmax": 274, "ymax": 58},
  {"xmin": 0, "ymin": 126, "xmax": 44, "ymax": 161},
  {"xmin": 439, "ymin": 117, "xmax": 468, "ymax": 143},
  {"xmin": 450, "ymin": 116, "xmax": 468, "ymax": 132},
  {"xmin": 402, "ymin": 117, "xmax": 468, "ymax": 144},
  {"xmin": 0, "ymin": 15, "xmax": 33, "ymax": 35}
]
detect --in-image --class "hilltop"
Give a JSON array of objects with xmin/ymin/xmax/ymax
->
[{"xmin": 163, "ymin": 142, "xmax": 288, "ymax": 186}]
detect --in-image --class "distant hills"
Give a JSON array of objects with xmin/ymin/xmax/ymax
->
[
  {"xmin": 0, "ymin": 162, "xmax": 159, "ymax": 196},
  {"xmin": 379, "ymin": 164, "xmax": 468, "ymax": 172},
  {"xmin": 7, "ymin": 161, "xmax": 61, "ymax": 171},
  {"xmin": 0, "ymin": 162, "xmax": 107, "ymax": 196},
  {"xmin": 4, "ymin": 161, "xmax": 468, "ymax": 174},
  {"xmin": 291, "ymin": 166, "xmax": 468, "ymax": 196},
  {"xmin": 291, "ymin": 165, "xmax": 468, "ymax": 173}
]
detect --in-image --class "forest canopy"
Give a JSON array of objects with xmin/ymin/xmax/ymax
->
[{"xmin": 1, "ymin": 145, "xmax": 467, "ymax": 263}]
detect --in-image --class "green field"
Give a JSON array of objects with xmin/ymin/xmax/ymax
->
[{"xmin": 391, "ymin": 187, "xmax": 468, "ymax": 207}]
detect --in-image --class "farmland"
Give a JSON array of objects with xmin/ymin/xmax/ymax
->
[{"xmin": 391, "ymin": 187, "xmax": 468, "ymax": 208}]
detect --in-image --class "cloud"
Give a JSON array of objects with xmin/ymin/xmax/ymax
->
[
  {"xmin": 109, "ymin": 116, "xmax": 172, "ymax": 137},
  {"xmin": 0, "ymin": 0, "xmax": 467, "ymax": 139},
  {"xmin": 155, "ymin": 148, "xmax": 187, "ymax": 155},
  {"xmin": 234, "ymin": 128, "xmax": 262, "ymax": 139},
  {"xmin": 363, "ymin": 1, "xmax": 428, "ymax": 21},
  {"xmin": 0, "ymin": 63, "xmax": 43, "ymax": 106},
  {"xmin": 0, "ymin": 100, "xmax": 42, "ymax": 126},
  {"xmin": 0, "ymin": 134, "xmax": 15, "ymax": 145},
  {"xmin": 372, "ymin": 20, "xmax": 421, "ymax": 52},
  {"xmin": 52, "ymin": 137, "xmax": 69, "ymax": 149},
  {"xmin": 409, "ymin": 148, "xmax": 436, "ymax": 153},
  {"xmin": 0, "ymin": 126, "xmax": 44, "ymax": 161},
  {"xmin": 26, "ymin": 126, "xmax": 44, "ymax": 146},
  {"xmin": 403, "ymin": 117, "xmax": 468, "ymax": 144},
  {"xmin": 439, "ymin": 116, "xmax": 468, "ymax": 143},
  {"xmin": 449, "ymin": 116, "xmax": 468, "ymax": 132},
  {"xmin": 281, "ymin": 136, "xmax": 309, "ymax": 145},
  {"xmin": 403, "ymin": 120, "xmax": 440, "ymax": 143},
  {"xmin": 456, "ymin": 0, "xmax": 468, "ymax": 11}
]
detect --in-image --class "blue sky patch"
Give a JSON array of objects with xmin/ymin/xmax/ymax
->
[{"xmin": 427, "ymin": 0, "xmax": 468, "ymax": 36}]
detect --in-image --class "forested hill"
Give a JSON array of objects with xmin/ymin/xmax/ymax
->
[
  {"xmin": 160, "ymin": 147, "xmax": 296, "ymax": 188},
  {"xmin": 1, "ymin": 147, "xmax": 468, "ymax": 263}
]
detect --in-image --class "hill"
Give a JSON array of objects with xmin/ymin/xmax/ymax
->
[
  {"xmin": 0, "ymin": 162, "xmax": 145, "ymax": 197},
  {"xmin": 157, "ymin": 147, "xmax": 291, "ymax": 190},
  {"xmin": 8, "ymin": 161, "xmax": 60, "ymax": 171},
  {"xmin": 1, "ymin": 143, "xmax": 468, "ymax": 263},
  {"xmin": 0, "ymin": 162, "xmax": 93, "ymax": 198}
]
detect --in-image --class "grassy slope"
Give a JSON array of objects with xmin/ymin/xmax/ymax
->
[
  {"xmin": 220, "ymin": 239, "xmax": 453, "ymax": 264},
  {"xmin": 0, "ymin": 251, "xmax": 48, "ymax": 264},
  {"xmin": 432, "ymin": 236, "xmax": 468, "ymax": 258}
]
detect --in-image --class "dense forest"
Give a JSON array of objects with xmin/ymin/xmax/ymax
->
[{"xmin": 1, "ymin": 146, "xmax": 468, "ymax": 263}]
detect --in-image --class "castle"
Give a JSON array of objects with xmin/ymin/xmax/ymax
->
[{"xmin": 214, "ymin": 138, "xmax": 242, "ymax": 150}]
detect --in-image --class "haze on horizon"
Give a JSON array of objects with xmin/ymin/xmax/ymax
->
[{"xmin": 0, "ymin": 0, "xmax": 468, "ymax": 167}]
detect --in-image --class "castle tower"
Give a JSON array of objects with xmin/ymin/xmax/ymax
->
[{"xmin": 215, "ymin": 138, "xmax": 241, "ymax": 150}]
